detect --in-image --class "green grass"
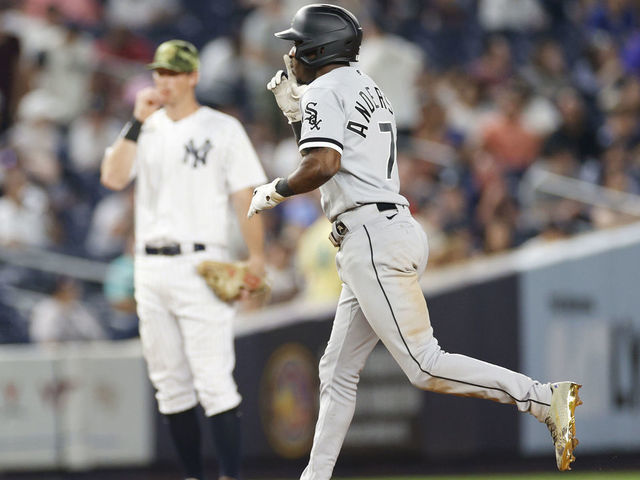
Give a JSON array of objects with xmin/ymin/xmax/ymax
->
[{"xmin": 338, "ymin": 474, "xmax": 640, "ymax": 480}]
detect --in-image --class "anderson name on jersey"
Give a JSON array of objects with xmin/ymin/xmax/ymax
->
[{"xmin": 298, "ymin": 66, "xmax": 409, "ymax": 221}]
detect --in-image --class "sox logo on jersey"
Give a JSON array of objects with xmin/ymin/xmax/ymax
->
[{"xmin": 304, "ymin": 102, "xmax": 322, "ymax": 130}]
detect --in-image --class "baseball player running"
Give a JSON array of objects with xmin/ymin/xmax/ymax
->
[
  {"xmin": 101, "ymin": 40, "xmax": 266, "ymax": 480},
  {"xmin": 249, "ymin": 4, "xmax": 582, "ymax": 478}
]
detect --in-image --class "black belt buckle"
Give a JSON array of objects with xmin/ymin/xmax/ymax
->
[
  {"xmin": 376, "ymin": 202, "xmax": 397, "ymax": 212},
  {"xmin": 145, "ymin": 244, "xmax": 181, "ymax": 255},
  {"xmin": 329, "ymin": 221, "xmax": 348, "ymax": 247},
  {"xmin": 145, "ymin": 243, "xmax": 206, "ymax": 255}
]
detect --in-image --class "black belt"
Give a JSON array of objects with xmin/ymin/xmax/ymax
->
[
  {"xmin": 376, "ymin": 202, "xmax": 397, "ymax": 212},
  {"xmin": 334, "ymin": 203, "xmax": 401, "ymax": 234},
  {"xmin": 145, "ymin": 243, "xmax": 206, "ymax": 256}
]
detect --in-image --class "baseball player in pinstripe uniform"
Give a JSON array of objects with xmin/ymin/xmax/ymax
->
[
  {"xmin": 101, "ymin": 40, "xmax": 266, "ymax": 480},
  {"xmin": 249, "ymin": 4, "xmax": 582, "ymax": 478}
]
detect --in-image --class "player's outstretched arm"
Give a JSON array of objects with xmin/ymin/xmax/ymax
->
[
  {"xmin": 247, "ymin": 147, "xmax": 340, "ymax": 218},
  {"xmin": 101, "ymin": 87, "xmax": 162, "ymax": 190},
  {"xmin": 232, "ymin": 186, "xmax": 266, "ymax": 277},
  {"xmin": 286, "ymin": 146, "xmax": 341, "ymax": 194}
]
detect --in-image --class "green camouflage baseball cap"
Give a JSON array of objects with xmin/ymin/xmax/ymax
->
[{"xmin": 147, "ymin": 39, "xmax": 199, "ymax": 72}]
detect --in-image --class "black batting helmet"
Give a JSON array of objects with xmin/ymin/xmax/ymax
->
[{"xmin": 275, "ymin": 4, "xmax": 363, "ymax": 69}]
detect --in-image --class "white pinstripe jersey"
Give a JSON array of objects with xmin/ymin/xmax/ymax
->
[
  {"xmin": 130, "ymin": 107, "xmax": 266, "ymax": 247},
  {"xmin": 298, "ymin": 66, "xmax": 409, "ymax": 221}
]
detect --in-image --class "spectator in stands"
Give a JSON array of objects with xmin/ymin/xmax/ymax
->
[
  {"xmin": 475, "ymin": 174, "xmax": 519, "ymax": 237},
  {"xmin": 0, "ymin": 286, "xmax": 29, "ymax": 344},
  {"xmin": 67, "ymin": 98, "xmax": 121, "ymax": 174},
  {"xmin": 35, "ymin": 20, "xmax": 95, "ymax": 124},
  {"xmin": 481, "ymin": 217, "xmax": 514, "ymax": 254},
  {"xmin": 544, "ymin": 87, "xmax": 601, "ymax": 164},
  {"xmin": 95, "ymin": 26, "xmax": 154, "ymax": 64},
  {"xmin": 84, "ymin": 186, "xmax": 133, "ymax": 260},
  {"xmin": 478, "ymin": 0, "xmax": 548, "ymax": 34},
  {"xmin": 67, "ymin": 96, "xmax": 121, "ymax": 201},
  {"xmin": 0, "ymin": 30, "xmax": 22, "ymax": 133},
  {"xmin": 598, "ymin": 104, "xmax": 640, "ymax": 150},
  {"xmin": 0, "ymin": 164, "xmax": 52, "ymax": 248},
  {"xmin": 358, "ymin": 14, "xmax": 426, "ymax": 141},
  {"xmin": 439, "ymin": 73, "xmax": 490, "ymax": 143},
  {"xmin": 397, "ymin": 151, "xmax": 439, "ymax": 210},
  {"xmin": 439, "ymin": 183, "xmax": 473, "ymax": 233},
  {"xmin": 469, "ymin": 35, "xmax": 515, "ymax": 96},
  {"xmin": 584, "ymin": 0, "xmax": 638, "ymax": 46},
  {"xmin": 572, "ymin": 33, "xmax": 625, "ymax": 110},
  {"xmin": 196, "ymin": 31, "xmax": 246, "ymax": 111},
  {"xmin": 30, "ymin": 276, "xmax": 106, "ymax": 343},
  {"xmin": 413, "ymin": 97, "xmax": 460, "ymax": 156},
  {"xmin": 104, "ymin": 0, "xmax": 180, "ymax": 34},
  {"xmin": 296, "ymin": 216, "xmax": 342, "ymax": 303},
  {"xmin": 103, "ymin": 232, "xmax": 138, "ymax": 339},
  {"xmin": 24, "ymin": 0, "xmax": 101, "ymax": 28},
  {"xmin": 521, "ymin": 38, "xmax": 572, "ymax": 100},
  {"xmin": 9, "ymin": 91, "xmax": 62, "ymax": 185},
  {"xmin": 263, "ymin": 240, "xmax": 299, "ymax": 304},
  {"xmin": 239, "ymin": 0, "xmax": 289, "ymax": 119},
  {"xmin": 478, "ymin": 81, "xmax": 542, "ymax": 174}
]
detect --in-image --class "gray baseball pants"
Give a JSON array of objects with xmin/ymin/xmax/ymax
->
[{"xmin": 300, "ymin": 204, "xmax": 552, "ymax": 480}]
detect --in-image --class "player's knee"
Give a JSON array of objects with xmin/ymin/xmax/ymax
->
[
  {"xmin": 408, "ymin": 373, "xmax": 431, "ymax": 390},
  {"xmin": 403, "ymin": 347, "xmax": 443, "ymax": 390},
  {"xmin": 318, "ymin": 364, "xmax": 360, "ymax": 402}
]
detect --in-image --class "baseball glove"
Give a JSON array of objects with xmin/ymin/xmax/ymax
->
[{"xmin": 197, "ymin": 260, "xmax": 269, "ymax": 302}]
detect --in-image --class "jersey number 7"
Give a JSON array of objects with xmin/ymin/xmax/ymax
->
[{"xmin": 378, "ymin": 122, "xmax": 396, "ymax": 179}]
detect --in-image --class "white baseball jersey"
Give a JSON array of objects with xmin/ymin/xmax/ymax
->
[
  {"xmin": 132, "ymin": 106, "xmax": 266, "ymax": 248},
  {"xmin": 298, "ymin": 66, "xmax": 409, "ymax": 221}
]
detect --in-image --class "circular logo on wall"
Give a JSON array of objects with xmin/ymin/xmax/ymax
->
[{"xmin": 259, "ymin": 343, "xmax": 319, "ymax": 458}]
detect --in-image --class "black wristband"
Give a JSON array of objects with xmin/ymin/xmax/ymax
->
[
  {"xmin": 275, "ymin": 178, "xmax": 295, "ymax": 197},
  {"xmin": 121, "ymin": 117, "xmax": 142, "ymax": 142}
]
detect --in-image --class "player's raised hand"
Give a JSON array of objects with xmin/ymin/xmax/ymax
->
[
  {"xmin": 267, "ymin": 54, "xmax": 308, "ymax": 123},
  {"xmin": 283, "ymin": 54, "xmax": 307, "ymax": 100},
  {"xmin": 247, "ymin": 178, "xmax": 286, "ymax": 218},
  {"xmin": 133, "ymin": 87, "xmax": 163, "ymax": 122}
]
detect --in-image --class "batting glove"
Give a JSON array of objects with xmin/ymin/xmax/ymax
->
[
  {"xmin": 267, "ymin": 54, "xmax": 308, "ymax": 123},
  {"xmin": 247, "ymin": 178, "xmax": 286, "ymax": 218}
]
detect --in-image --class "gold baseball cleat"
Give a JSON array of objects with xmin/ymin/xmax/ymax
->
[{"xmin": 545, "ymin": 382, "xmax": 582, "ymax": 471}]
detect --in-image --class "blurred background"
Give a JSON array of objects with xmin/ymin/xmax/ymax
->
[{"xmin": 1, "ymin": 0, "xmax": 640, "ymax": 478}]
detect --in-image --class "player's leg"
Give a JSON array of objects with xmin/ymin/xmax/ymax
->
[
  {"xmin": 301, "ymin": 284, "xmax": 379, "ymax": 480},
  {"xmin": 341, "ymin": 212, "xmax": 552, "ymax": 421},
  {"xmin": 166, "ymin": 407, "xmax": 203, "ymax": 480},
  {"xmin": 180, "ymin": 309, "xmax": 241, "ymax": 480},
  {"xmin": 172, "ymin": 254, "xmax": 242, "ymax": 479},
  {"xmin": 135, "ymin": 259, "xmax": 203, "ymax": 479},
  {"xmin": 207, "ymin": 406, "xmax": 241, "ymax": 480}
]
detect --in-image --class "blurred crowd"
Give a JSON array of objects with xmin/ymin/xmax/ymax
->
[{"xmin": 2, "ymin": 0, "xmax": 640, "ymax": 344}]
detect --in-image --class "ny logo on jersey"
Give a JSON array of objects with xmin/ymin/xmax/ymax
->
[
  {"xmin": 183, "ymin": 139, "xmax": 212, "ymax": 168},
  {"xmin": 304, "ymin": 102, "xmax": 322, "ymax": 130}
]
